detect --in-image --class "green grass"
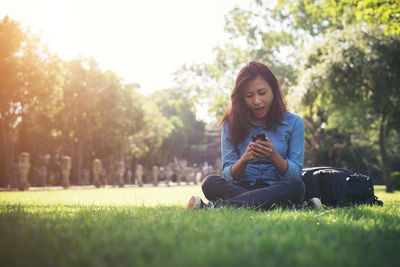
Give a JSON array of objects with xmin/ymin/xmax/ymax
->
[{"xmin": 0, "ymin": 186, "xmax": 399, "ymax": 267}]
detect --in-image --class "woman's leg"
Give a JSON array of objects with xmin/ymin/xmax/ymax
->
[
  {"xmin": 201, "ymin": 174, "xmax": 249, "ymax": 201},
  {"xmin": 227, "ymin": 177, "xmax": 305, "ymax": 210}
]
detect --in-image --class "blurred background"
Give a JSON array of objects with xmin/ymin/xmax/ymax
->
[{"xmin": 0, "ymin": 0, "xmax": 399, "ymax": 191}]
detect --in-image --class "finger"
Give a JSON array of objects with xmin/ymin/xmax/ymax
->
[
  {"xmin": 254, "ymin": 146, "xmax": 273, "ymax": 157},
  {"xmin": 253, "ymin": 146, "xmax": 268, "ymax": 156},
  {"xmin": 253, "ymin": 142, "xmax": 268, "ymax": 150},
  {"xmin": 255, "ymin": 140, "xmax": 268, "ymax": 146},
  {"xmin": 249, "ymin": 151, "xmax": 259, "ymax": 160},
  {"xmin": 254, "ymin": 143, "xmax": 272, "ymax": 153},
  {"xmin": 256, "ymin": 140, "xmax": 274, "ymax": 151},
  {"xmin": 253, "ymin": 150, "xmax": 270, "ymax": 158},
  {"xmin": 252, "ymin": 150, "xmax": 263, "ymax": 158}
]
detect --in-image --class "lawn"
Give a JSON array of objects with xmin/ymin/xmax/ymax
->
[{"xmin": 0, "ymin": 185, "xmax": 399, "ymax": 267}]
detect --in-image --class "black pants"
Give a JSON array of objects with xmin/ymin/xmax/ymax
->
[{"xmin": 202, "ymin": 175, "xmax": 305, "ymax": 210}]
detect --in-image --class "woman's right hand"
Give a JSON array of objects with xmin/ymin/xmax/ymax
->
[
  {"xmin": 231, "ymin": 142, "xmax": 256, "ymax": 180},
  {"xmin": 241, "ymin": 142, "xmax": 257, "ymax": 163}
]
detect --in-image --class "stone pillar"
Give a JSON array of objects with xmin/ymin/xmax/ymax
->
[
  {"xmin": 18, "ymin": 152, "xmax": 30, "ymax": 190},
  {"xmin": 152, "ymin": 165, "xmax": 159, "ymax": 186},
  {"xmin": 116, "ymin": 160, "xmax": 125, "ymax": 187},
  {"xmin": 61, "ymin": 156, "xmax": 71, "ymax": 188},
  {"xmin": 92, "ymin": 159, "xmax": 102, "ymax": 188},
  {"xmin": 38, "ymin": 154, "xmax": 50, "ymax": 187},
  {"xmin": 165, "ymin": 165, "xmax": 173, "ymax": 186},
  {"xmin": 136, "ymin": 164, "xmax": 143, "ymax": 187}
]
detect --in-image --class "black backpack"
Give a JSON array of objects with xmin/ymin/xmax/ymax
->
[{"xmin": 302, "ymin": 167, "xmax": 383, "ymax": 207}]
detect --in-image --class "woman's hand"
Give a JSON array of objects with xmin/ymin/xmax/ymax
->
[
  {"xmin": 241, "ymin": 142, "xmax": 258, "ymax": 162},
  {"xmin": 251, "ymin": 138, "xmax": 276, "ymax": 160},
  {"xmin": 252, "ymin": 137, "xmax": 288, "ymax": 175},
  {"xmin": 231, "ymin": 142, "xmax": 258, "ymax": 180}
]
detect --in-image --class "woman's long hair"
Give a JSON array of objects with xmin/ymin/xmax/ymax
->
[{"xmin": 220, "ymin": 61, "xmax": 287, "ymax": 144}]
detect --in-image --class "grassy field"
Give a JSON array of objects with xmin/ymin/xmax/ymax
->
[{"xmin": 0, "ymin": 185, "xmax": 399, "ymax": 267}]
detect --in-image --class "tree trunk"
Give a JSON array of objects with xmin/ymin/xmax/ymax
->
[
  {"xmin": 1, "ymin": 118, "xmax": 16, "ymax": 187},
  {"xmin": 77, "ymin": 138, "xmax": 83, "ymax": 185},
  {"xmin": 75, "ymin": 112, "xmax": 84, "ymax": 185},
  {"xmin": 0, "ymin": 119, "xmax": 8, "ymax": 186},
  {"xmin": 379, "ymin": 111, "xmax": 393, "ymax": 192}
]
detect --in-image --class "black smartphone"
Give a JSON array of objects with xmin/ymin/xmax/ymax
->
[{"xmin": 252, "ymin": 133, "xmax": 266, "ymax": 142}]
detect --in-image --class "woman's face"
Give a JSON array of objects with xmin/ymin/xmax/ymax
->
[{"xmin": 243, "ymin": 76, "xmax": 274, "ymax": 125}]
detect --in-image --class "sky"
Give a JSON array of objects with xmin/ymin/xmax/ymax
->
[{"xmin": 1, "ymin": 0, "xmax": 252, "ymax": 95}]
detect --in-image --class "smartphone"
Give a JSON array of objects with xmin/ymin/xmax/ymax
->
[{"xmin": 252, "ymin": 133, "xmax": 266, "ymax": 142}]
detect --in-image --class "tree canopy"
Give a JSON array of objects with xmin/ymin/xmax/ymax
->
[{"xmin": 174, "ymin": 0, "xmax": 400, "ymax": 191}]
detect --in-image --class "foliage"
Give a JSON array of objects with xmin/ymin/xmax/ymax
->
[
  {"xmin": 354, "ymin": 0, "xmax": 400, "ymax": 35},
  {"xmin": 0, "ymin": 186, "xmax": 399, "ymax": 266},
  {"xmin": 0, "ymin": 16, "xmax": 61, "ymax": 186},
  {"xmin": 275, "ymin": 0, "xmax": 400, "ymax": 35},
  {"xmin": 392, "ymin": 171, "xmax": 400, "ymax": 190},
  {"xmin": 152, "ymin": 89, "xmax": 206, "ymax": 164},
  {"xmin": 174, "ymin": 3, "xmax": 299, "ymax": 121},
  {"xmin": 173, "ymin": 1, "xmax": 400, "ymax": 191},
  {"xmin": 0, "ymin": 16, "xmax": 206, "ymax": 187},
  {"xmin": 296, "ymin": 24, "xmax": 400, "ymax": 190},
  {"xmin": 128, "ymin": 94, "xmax": 174, "ymax": 165}
]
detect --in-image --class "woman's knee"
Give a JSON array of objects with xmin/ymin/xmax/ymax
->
[
  {"xmin": 287, "ymin": 177, "xmax": 305, "ymax": 197},
  {"xmin": 201, "ymin": 174, "xmax": 222, "ymax": 192}
]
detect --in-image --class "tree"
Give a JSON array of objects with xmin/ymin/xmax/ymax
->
[
  {"xmin": 0, "ymin": 16, "xmax": 60, "ymax": 186},
  {"xmin": 296, "ymin": 24, "xmax": 400, "ymax": 191},
  {"xmin": 127, "ymin": 94, "xmax": 173, "ymax": 166},
  {"xmin": 152, "ymin": 89, "xmax": 206, "ymax": 164},
  {"xmin": 174, "ymin": 4, "xmax": 299, "ymax": 122},
  {"xmin": 55, "ymin": 57, "xmax": 148, "ymax": 184},
  {"xmin": 275, "ymin": 0, "xmax": 399, "ymax": 35}
]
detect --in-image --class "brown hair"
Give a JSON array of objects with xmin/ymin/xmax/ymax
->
[{"xmin": 220, "ymin": 61, "xmax": 286, "ymax": 144}]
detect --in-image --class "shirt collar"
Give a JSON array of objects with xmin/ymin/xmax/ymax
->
[{"xmin": 248, "ymin": 112, "xmax": 288, "ymax": 127}]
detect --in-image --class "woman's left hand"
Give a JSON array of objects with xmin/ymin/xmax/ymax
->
[{"xmin": 251, "ymin": 138, "xmax": 276, "ymax": 160}]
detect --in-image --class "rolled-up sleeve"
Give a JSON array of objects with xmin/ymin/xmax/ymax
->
[
  {"xmin": 221, "ymin": 123, "xmax": 239, "ymax": 181},
  {"xmin": 280, "ymin": 116, "xmax": 304, "ymax": 179}
]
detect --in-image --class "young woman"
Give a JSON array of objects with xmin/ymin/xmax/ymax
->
[{"xmin": 188, "ymin": 61, "xmax": 309, "ymax": 210}]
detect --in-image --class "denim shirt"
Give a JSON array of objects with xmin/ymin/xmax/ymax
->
[{"xmin": 221, "ymin": 111, "xmax": 304, "ymax": 184}]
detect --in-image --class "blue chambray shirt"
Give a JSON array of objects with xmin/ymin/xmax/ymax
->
[{"xmin": 221, "ymin": 111, "xmax": 304, "ymax": 185}]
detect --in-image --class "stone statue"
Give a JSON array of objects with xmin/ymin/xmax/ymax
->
[
  {"xmin": 136, "ymin": 164, "xmax": 143, "ymax": 187},
  {"xmin": 61, "ymin": 156, "xmax": 71, "ymax": 188},
  {"xmin": 38, "ymin": 154, "xmax": 50, "ymax": 187},
  {"xmin": 18, "ymin": 152, "xmax": 30, "ymax": 190},
  {"xmin": 152, "ymin": 165, "xmax": 159, "ymax": 186},
  {"xmin": 92, "ymin": 159, "xmax": 102, "ymax": 187},
  {"xmin": 116, "ymin": 160, "xmax": 125, "ymax": 187}
]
